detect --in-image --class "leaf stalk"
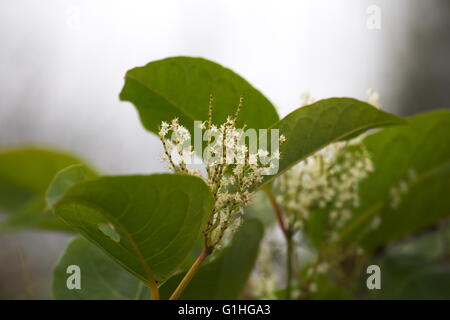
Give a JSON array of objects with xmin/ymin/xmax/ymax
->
[{"xmin": 169, "ymin": 247, "xmax": 211, "ymax": 300}]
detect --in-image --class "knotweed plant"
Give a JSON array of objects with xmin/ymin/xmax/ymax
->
[{"xmin": 16, "ymin": 57, "xmax": 441, "ymax": 301}]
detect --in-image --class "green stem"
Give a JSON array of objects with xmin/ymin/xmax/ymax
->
[
  {"xmin": 149, "ymin": 282, "xmax": 160, "ymax": 300},
  {"xmin": 169, "ymin": 247, "xmax": 211, "ymax": 300},
  {"xmin": 265, "ymin": 186, "xmax": 294, "ymax": 299},
  {"xmin": 286, "ymin": 234, "xmax": 294, "ymax": 300}
]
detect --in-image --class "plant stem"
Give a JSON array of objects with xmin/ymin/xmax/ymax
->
[
  {"xmin": 265, "ymin": 186, "xmax": 295, "ymax": 299},
  {"xmin": 264, "ymin": 186, "xmax": 289, "ymax": 236},
  {"xmin": 169, "ymin": 247, "xmax": 211, "ymax": 300},
  {"xmin": 285, "ymin": 233, "xmax": 294, "ymax": 299},
  {"xmin": 150, "ymin": 282, "xmax": 160, "ymax": 300}
]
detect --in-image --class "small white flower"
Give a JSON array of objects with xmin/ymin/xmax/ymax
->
[
  {"xmin": 197, "ymin": 121, "xmax": 206, "ymax": 129},
  {"xmin": 371, "ymin": 215, "xmax": 381, "ymax": 230},
  {"xmin": 366, "ymin": 88, "xmax": 381, "ymax": 109},
  {"xmin": 271, "ymin": 151, "xmax": 281, "ymax": 160},
  {"xmin": 257, "ymin": 149, "xmax": 269, "ymax": 158},
  {"xmin": 308, "ymin": 282, "xmax": 318, "ymax": 293},
  {"xmin": 159, "ymin": 121, "xmax": 170, "ymax": 137},
  {"xmin": 317, "ymin": 262, "xmax": 329, "ymax": 274},
  {"xmin": 299, "ymin": 92, "xmax": 314, "ymax": 107}
]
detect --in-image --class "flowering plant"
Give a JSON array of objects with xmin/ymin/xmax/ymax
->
[{"xmin": 1, "ymin": 57, "xmax": 449, "ymax": 300}]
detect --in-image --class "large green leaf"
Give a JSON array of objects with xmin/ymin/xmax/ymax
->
[
  {"xmin": 261, "ymin": 98, "xmax": 405, "ymax": 187},
  {"xmin": 53, "ymin": 236, "xmax": 149, "ymax": 300},
  {"xmin": 160, "ymin": 219, "xmax": 264, "ymax": 299},
  {"xmin": 0, "ymin": 147, "xmax": 92, "ymax": 231},
  {"xmin": 119, "ymin": 56, "xmax": 279, "ymax": 135},
  {"xmin": 53, "ymin": 220, "xmax": 263, "ymax": 300},
  {"xmin": 53, "ymin": 174, "xmax": 214, "ymax": 286},
  {"xmin": 343, "ymin": 110, "xmax": 450, "ymax": 250}
]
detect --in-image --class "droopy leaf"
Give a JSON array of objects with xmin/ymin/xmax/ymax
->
[
  {"xmin": 119, "ymin": 56, "xmax": 279, "ymax": 135},
  {"xmin": 260, "ymin": 98, "xmax": 406, "ymax": 187},
  {"xmin": 160, "ymin": 219, "xmax": 264, "ymax": 299},
  {"xmin": 53, "ymin": 174, "xmax": 214, "ymax": 286},
  {"xmin": 0, "ymin": 147, "xmax": 92, "ymax": 231},
  {"xmin": 53, "ymin": 236, "xmax": 148, "ymax": 300}
]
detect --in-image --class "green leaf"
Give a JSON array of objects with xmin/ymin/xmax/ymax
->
[
  {"xmin": 46, "ymin": 164, "xmax": 97, "ymax": 208},
  {"xmin": 53, "ymin": 174, "xmax": 214, "ymax": 286},
  {"xmin": 385, "ymin": 224, "xmax": 450, "ymax": 262},
  {"xmin": 304, "ymin": 207, "xmax": 330, "ymax": 249},
  {"xmin": 53, "ymin": 236, "xmax": 149, "ymax": 300},
  {"xmin": 261, "ymin": 98, "xmax": 406, "ymax": 187},
  {"xmin": 373, "ymin": 259, "xmax": 450, "ymax": 299},
  {"xmin": 0, "ymin": 147, "xmax": 92, "ymax": 231},
  {"xmin": 54, "ymin": 220, "xmax": 263, "ymax": 300},
  {"xmin": 119, "ymin": 56, "xmax": 279, "ymax": 135},
  {"xmin": 366, "ymin": 230, "xmax": 450, "ymax": 300},
  {"xmin": 160, "ymin": 219, "xmax": 264, "ymax": 299},
  {"xmin": 343, "ymin": 110, "xmax": 450, "ymax": 250}
]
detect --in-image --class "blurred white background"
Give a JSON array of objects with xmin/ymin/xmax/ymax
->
[
  {"xmin": 0, "ymin": 0, "xmax": 449, "ymax": 299},
  {"xmin": 0, "ymin": 0, "xmax": 414, "ymax": 175}
]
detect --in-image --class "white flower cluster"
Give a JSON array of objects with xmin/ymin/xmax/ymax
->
[
  {"xmin": 159, "ymin": 118, "xmax": 195, "ymax": 173},
  {"xmin": 274, "ymin": 140, "xmax": 374, "ymax": 234},
  {"xmin": 389, "ymin": 168, "xmax": 417, "ymax": 209},
  {"xmin": 158, "ymin": 97, "xmax": 285, "ymax": 249}
]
